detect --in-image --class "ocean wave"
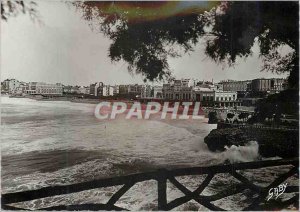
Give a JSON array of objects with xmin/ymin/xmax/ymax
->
[{"xmin": 220, "ymin": 141, "xmax": 260, "ymax": 163}]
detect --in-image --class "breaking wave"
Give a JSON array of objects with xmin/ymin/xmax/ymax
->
[{"xmin": 221, "ymin": 141, "xmax": 260, "ymax": 163}]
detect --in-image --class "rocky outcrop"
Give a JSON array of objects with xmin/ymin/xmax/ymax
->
[
  {"xmin": 204, "ymin": 126, "xmax": 299, "ymax": 158},
  {"xmin": 204, "ymin": 128, "xmax": 251, "ymax": 152}
]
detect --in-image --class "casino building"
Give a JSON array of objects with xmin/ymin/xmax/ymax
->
[{"xmin": 26, "ymin": 82, "xmax": 63, "ymax": 96}]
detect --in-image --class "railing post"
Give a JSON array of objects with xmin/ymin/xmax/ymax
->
[{"xmin": 157, "ymin": 169, "xmax": 167, "ymax": 210}]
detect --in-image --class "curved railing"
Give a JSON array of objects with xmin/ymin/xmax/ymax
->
[{"xmin": 2, "ymin": 158, "xmax": 299, "ymax": 211}]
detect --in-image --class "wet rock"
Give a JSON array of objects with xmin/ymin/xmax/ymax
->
[
  {"xmin": 204, "ymin": 127, "xmax": 299, "ymax": 158},
  {"xmin": 204, "ymin": 128, "xmax": 251, "ymax": 152}
]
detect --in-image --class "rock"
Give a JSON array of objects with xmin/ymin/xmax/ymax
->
[
  {"xmin": 204, "ymin": 128, "xmax": 251, "ymax": 152},
  {"xmin": 204, "ymin": 127, "xmax": 299, "ymax": 158}
]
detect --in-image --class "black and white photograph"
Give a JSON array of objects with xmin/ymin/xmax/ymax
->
[{"xmin": 1, "ymin": 1, "xmax": 299, "ymax": 211}]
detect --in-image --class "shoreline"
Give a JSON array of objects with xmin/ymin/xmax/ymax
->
[
  {"xmin": 8, "ymin": 95, "xmax": 148, "ymax": 104},
  {"xmin": 7, "ymin": 95, "xmax": 209, "ymax": 117}
]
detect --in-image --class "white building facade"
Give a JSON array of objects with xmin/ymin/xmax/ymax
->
[
  {"xmin": 113, "ymin": 85, "xmax": 119, "ymax": 96},
  {"xmin": 153, "ymin": 86, "xmax": 163, "ymax": 99},
  {"xmin": 26, "ymin": 82, "xmax": 63, "ymax": 95},
  {"xmin": 140, "ymin": 85, "xmax": 152, "ymax": 98},
  {"xmin": 102, "ymin": 85, "xmax": 114, "ymax": 96},
  {"xmin": 214, "ymin": 91, "xmax": 240, "ymax": 107},
  {"xmin": 163, "ymin": 79, "xmax": 193, "ymax": 101}
]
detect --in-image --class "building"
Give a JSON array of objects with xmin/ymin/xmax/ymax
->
[
  {"xmin": 71, "ymin": 86, "xmax": 81, "ymax": 94},
  {"xmin": 193, "ymin": 87, "xmax": 215, "ymax": 105},
  {"xmin": 181, "ymin": 78, "xmax": 197, "ymax": 87},
  {"xmin": 64, "ymin": 85, "xmax": 90, "ymax": 95},
  {"xmin": 2, "ymin": 79, "xmax": 20, "ymax": 93},
  {"xmin": 196, "ymin": 80, "xmax": 214, "ymax": 89},
  {"xmin": 14, "ymin": 82, "xmax": 28, "ymax": 95},
  {"xmin": 141, "ymin": 85, "xmax": 152, "ymax": 98},
  {"xmin": 192, "ymin": 86, "xmax": 240, "ymax": 107},
  {"xmin": 113, "ymin": 85, "xmax": 119, "ymax": 96},
  {"xmin": 214, "ymin": 90, "xmax": 240, "ymax": 107},
  {"xmin": 251, "ymin": 78, "xmax": 285, "ymax": 93},
  {"xmin": 26, "ymin": 82, "xmax": 63, "ymax": 95},
  {"xmin": 220, "ymin": 80, "xmax": 251, "ymax": 92},
  {"xmin": 90, "ymin": 82, "xmax": 104, "ymax": 96},
  {"xmin": 63, "ymin": 85, "xmax": 72, "ymax": 93},
  {"xmin": 117, "ymin": 84, "xmax": 143, "ymax": 98},
  {"xmin": 102, "ymin": 85, "xmax": 114, "ymax": 96},
  {"xmin": 162, "ymin": 83, "xmax": 174, "ymax": 100},
  {"xmin": 79, "ymin": 86, "xmax": 90, "ymax": 94},
  {"xmin": 215, "ymin": 83, "xmax": 223, "ymax": 91},
  {"xmin": 118, "ymin": 85, "xmax": 129, "ymax": 95},
  {"xmin": 1, "ymin": 83, "xmax": 7, "ymax": 93},
  {"xmin": 128, "ymin": 84, "xmax": 143, "ymax": 97},
  {"xmin": 163, "ymin": 79, "xmax": 193, "ymax": 101},
  {"xmin": 153, "ymin": 86, "xmax": 163, "ymax": 99}
]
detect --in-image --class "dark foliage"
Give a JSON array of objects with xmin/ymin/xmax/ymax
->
[
  {"xmin": 205, "ymin": 1, "xmax": 299, "ymax": 89},
  {"xmin": 226, "ymin": 113, "xmax": 234, "ymax": 119},
  {"xmin": 253, "ymin": 89, "xmax": 298, "ymax": 123},
  {"xmin": 208, "ymin": 111, "xmax": 218, "ymax": 124},
  {"xmin": 75, "ymin": 1, "xmax": 299, "ymax": 85},
  {"xmin": 74, "ymin": 2, "xmax": 212, "ymax": 81},
  {"xmin": 1, "ymin": 0, "xmax": 39, "ymax": 21},
  {"xmin": 2, "ymin": 1, "xmax": 298, "ymax": 86},
  {"xmin": 238, "ymin": 112, "xmax": 249, "ymax": 121}
]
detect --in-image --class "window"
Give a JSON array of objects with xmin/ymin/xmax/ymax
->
[{"xmin": 216, "ymin": 97, "xmax": 219, "ymax": 101}]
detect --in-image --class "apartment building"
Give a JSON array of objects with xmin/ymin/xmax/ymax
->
[
  {"xmin": 220, "ymin": 80, "xmax": 251, "ymax": 92},
  {"xmin": 251, "ymin": 78, "xmax": 286, "ymax": 93},
  {"xmin": 90, "ymin": 82, "xmax": 104, "ymax": 96},
  {"xmin": 102, "ymin": 85, "xmax": 114, "ymax": 96}
]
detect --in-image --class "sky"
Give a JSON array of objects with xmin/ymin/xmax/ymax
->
[{"xmin": 1, "ymin": 1, "xmax": 288, "ymax": 86}]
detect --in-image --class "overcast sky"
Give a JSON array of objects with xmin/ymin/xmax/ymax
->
[{"xmin": 1, "ymin": 1, "xmax": 288, "ymax": 86}]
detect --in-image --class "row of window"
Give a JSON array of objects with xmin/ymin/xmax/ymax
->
[
  {"xmin": 216, "ymin": 96, "xmax": 235, "ymax": 101},
  {"xmin": 26, "ymin": 90, "xmax": 62, "ymax": 94},
  {"xmin": 202, "ymin": 96, "xmax": 214, "ymax": 101},
  {"xmin": 164, "ymin": 94, "xmax": 237, "ymax": 101},
  {"xmin": 164, "ymin": 93, "xmax": 192, "ymax": 100}
]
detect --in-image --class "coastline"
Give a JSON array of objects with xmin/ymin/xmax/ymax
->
[
  {"xmin": 9, "ymin": 95, "xmax": 118, "ymax": 104},
  {"xmin": 2, "ymin": 96, "xmax": 298, "ymax": 211}
]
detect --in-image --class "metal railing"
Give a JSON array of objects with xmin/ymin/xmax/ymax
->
[
  {"xmin": 218, "ymin": 122, "xmax": 299, "ymax": 131},
  {"xmin": 2, "ymin": 158, "xmax": 299, "ymax": 211}
]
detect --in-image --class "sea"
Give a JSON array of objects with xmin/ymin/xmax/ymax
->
[{"xmin": 1, "ymin": 96, "xmax": 296, "ymax": 210}]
